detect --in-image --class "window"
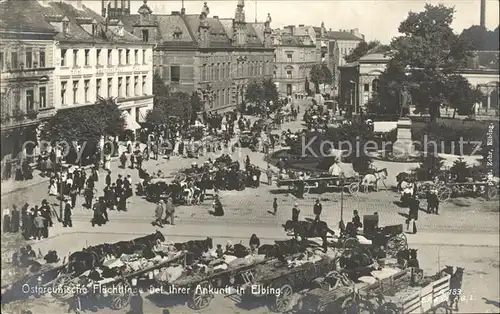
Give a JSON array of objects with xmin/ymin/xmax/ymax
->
[
  {"xmin": 39, "ymin": 87, "xmax": 46, "ymax": 108},
  {"xmin": 142, "ymin": 75, "xmax": 147, "ymax": 94},
  {"xmin": 39, "ymin": 49, "xmax": 45, "ymax": 68},
  {"xmin": 170, "ymin": 66, "xmax": 180, "ymax": 82},
  {"xmin": 107, "ymin": 49, "xmax": 112, "ymax": 65},
  {"xmin": 0, "ymin": 52, "xmax": 3, "ymax": 69},
  {"xmin": 142, "ymin": 29, "xmax": 149, "ymax": 42},
  {"xmin": 73, "ymin": 50, "xmax": 78, "ymax": 66},
  {"xmin": 73, "ymin": 80, "xmax": 79, "ymax": 103},
  {"xmin": 286, "ymin": 70, "xmax": 292, "ymax": 78},
  {"xmin": 61, "ymin": 49, "xmax": 66, "ymax": 66},
  {"xmin": 11, "ymin": 51, "xmax": 18, "ymax": 68},
  {"xmin": 92, "ymin": 24, "xmax": 97, "ymax": 36},
  {"xmin": 84, "ymin": 79, "xmax": 90, "ymax": 102},
  {"xmin": 96, "ymin": 49, "xmax": 101, "ymax": 66},
  {"xmin": 134, "ymin": 76, "xmax": 138, "ymax": 95},
  {"xmin": 118, "ymin": 77, "xmax": 123, "ymax": 97},
  {"xmin": 372, "ymin": 79, "xmax": 379, "ymax": 92},
  {"xmin": 126, "ymin": 76, "xmax": 130, "ymax": 96},
  {"xmin": 215, "ymin": 63, "xmax": 219, "ymax": 80},
  {"xmin": 118, "ymin": 50, "xmax": 123, "ymax": 65},
  {"xmin": 25, "ymin": 48, "xmax": 33, "ymax": 68},
  {"xmin": 202, "ymin": 64, "xmax": 206, "ymax": 81},
  {"xmin": 134, "ymin": 50, "xmax": 138, "ymax": 64},
  {"xmin": 107, "ymin": 78, "xmax": 113, "ymax": 97},
  {"xmin": 142, "ymin": 50, "xmax": 146, "ymax": 64},
  {"xmin": 96, "ymin": 78, "xmax": 102, "ymax": 97},
  {"xmin": 286, "ymin": 53, "xmax": 292, "ymax": 62},
  {"xmin": 84, "ymin": 49, "xmax": 90, "ymax": 66},
  {"xmin": 126, "ymin": 49, "xmax": 130, "ymax": 65},
  {"xmin": 364, "ymin": 83, "xmax": 369, "ymax": 92},
  {"xmin": 63, "ymin": 21, "xmax": 69, "ymax": 34},
  {"xmin": 61, "ymin": 81, "xmax": 67, "ymax": 105},
  {"xmin": 26, "ymin": 89, "xmax": 34, "ymax": 110}
]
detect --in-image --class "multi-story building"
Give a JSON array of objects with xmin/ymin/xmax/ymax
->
[
  {"xmin": 107, "ymin": 0, "xmax": 274, "ymax": 112},
  {"xmin": 1, "ymin": 0, "xmax": 154, "ymax": 164},
  {"xmin": 272, "ymin": 25, "xmax": 317, "ymax": 97},
  {"xmin": 313, "ymin": 23, "xmax": 364, "ymax": 95}
]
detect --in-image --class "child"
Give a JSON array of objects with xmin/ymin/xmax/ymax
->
[
  {"xmin": 215, "ymin": 244, "xmax": 224, "ymax": 258},
  {"xmin": 273, "ymin": 198, "xmax": 278, "ymax": 215}
]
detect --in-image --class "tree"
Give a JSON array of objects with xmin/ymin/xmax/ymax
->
[
  {"xmin": 344, "ymin": 40, "xmax": 390, "ymax": 63},
  {"xmin": 460, "ymin": 25, "xmax": 500, "ymax": 51},
  {"xmin": 310, "ymin": 63, "xmax": 333, "ymax": 94},
  {"xmin": 262, "ymin": 78, "xmax": 279, "ymax": 105},
  {"xmin": 148, "ymin": 72, "xmax": 193, "ymax": 123},
  {"xmin": 245, "ymin": 80, "xmax": 264, "ymax": 105},
  {"xmin": 153, "ymin": 72, "xmax": 169, "ymax": 102},
  {"xmin": 449, "ymin": 157, "xmax": 471, "ymax": 182},
  {"xmin": 416, "ymin": 152, "xmax": 444, "ymax": 181},
  {"xmin": 42, "ymin": 97, "xmax": 124, "ymax": 144},
  {"xmin": 390, "ymin": 4, "xmax": 474, "ymax": 122},
  {"xmin": 445, "ymin": 75, "xmax": 482, "ymax": 117}
]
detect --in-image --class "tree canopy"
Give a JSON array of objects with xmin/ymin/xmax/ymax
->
[
  {"xmin": 374, "ymin": 4, "xmax": 477, "ymax": 121},
  {"xmin": 460, "ymin": 25, "xmax": 499, "ymax": 51},
  {"xmin": 42, "ymin": 97, "xmax": 124, "ymax": 143},
  {"xmin": 310, "ymin": 63, "xmax": 333, "ymax": 93},
  {"xmin": 245, "ymin": 78, "xmax": 279, "ymax": 108},
  {"xmin": 344, "ymin": 40, "xmax": 390, "ymax": 63}
]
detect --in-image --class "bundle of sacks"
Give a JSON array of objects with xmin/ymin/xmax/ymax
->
[{"xmin": 286, "ymin": 250, "xmax": 324, "ymax": 268}]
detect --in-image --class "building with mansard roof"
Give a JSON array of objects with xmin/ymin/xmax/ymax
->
[
  {"xmin": 0, "ymin": 0, "xmax": 154, "ymax": 168},
  {"xmin": 105, "ymin": 0, "xmax": 274, "ymax": 112}
]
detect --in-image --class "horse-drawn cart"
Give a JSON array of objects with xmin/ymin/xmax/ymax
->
[
  {"xmin": 276, "ymin": 175, "xmax": 362, "ymax": 196},
  {"xmin": 301, "ymin": 266, "xmax": 458, "ymax": 313}
]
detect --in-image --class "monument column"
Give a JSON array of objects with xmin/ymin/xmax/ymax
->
[{"xmin": 392, "ymin": 88, "xmax": 414, "ymax": 160}]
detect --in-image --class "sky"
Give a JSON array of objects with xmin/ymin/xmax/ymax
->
[{"xmin": 85, "ymin": 0, "xmax": 500, "ymax": 43}]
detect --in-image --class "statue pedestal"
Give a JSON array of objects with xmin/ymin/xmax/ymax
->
[{"xmin": 392, "ymin": 119, "xmax": 413, "ymax": 160}]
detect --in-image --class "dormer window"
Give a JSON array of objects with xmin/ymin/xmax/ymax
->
[
  {"xmin": 63, "ymin": 20, "xmax": 70, "ymax": 34},
  {"xmin": 92, "ymin": 24, "xmax": 97, "ymax": 36},
  {"xmin": 173, "ymin": 26, "xmax": 182, "ymax": 39}
]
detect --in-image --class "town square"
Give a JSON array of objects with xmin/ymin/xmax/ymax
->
[{"xmin": 1, "ymin": 0, "xmax": 499, "ymax": 314}]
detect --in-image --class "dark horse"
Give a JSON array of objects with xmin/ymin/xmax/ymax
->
[
  {"xmin": 112, "ymin": 230, "xmax": 166, "ymax": 256},
  {"xmin": 283, "ymin": 219, "xmax": 336, "ymax": 239},
  {"xmin": 174, "ymin": 237, "xmax": 213, "ymax": 265},
  {"xmin": 258, "ymin": 238, "xmax": 311, "ymax": 261}
]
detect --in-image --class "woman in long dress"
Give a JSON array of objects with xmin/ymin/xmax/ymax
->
[
  {"xmin": 104, "ymin": 155, "xmax": 111, "ymax": 170},
  {"xmin": 212, "ymin": 195, "xmax": 224, "ymax": 216},
  {"xmin": 48, "ymin": 177, "xmax": 58, "ymax": 196}
]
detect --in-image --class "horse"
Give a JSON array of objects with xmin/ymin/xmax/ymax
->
[
  {"xmin": 112, "ymin": 231, "xmax": 165, "ymax": 257},
  {"xmin": 67, "ymin": 250, "xmax": 101, "ymax": 275},
  {"xmin": 174, "ymin": 237, "xmax": 213, "ymax": 265},
  {"xmin": 283, "ymin": 220, "xmax": 336, "ymax": 239},
  {"xmin": 361, "ymin": 168, "xmax": 388, "ymax": 192}
]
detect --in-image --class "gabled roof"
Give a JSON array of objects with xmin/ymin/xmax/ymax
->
[
  {"xmin": 326, "ymin": 31, "xmax": 362, "ymax": 41},
  {"xmin": 0, "ymin": 0, "xmax": 56, "ymax": 33},
  {"xmin": 359, "ymin": 53, "xmax": 391, "ymax": 62},
  {"xmin": 466, "ymin": 51, "xmax": 499, "ymax": 70}
]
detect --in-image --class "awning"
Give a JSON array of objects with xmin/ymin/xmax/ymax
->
[
  {"xmin": 373, "ymin": 121, "xmax": 397, "ymax": 133},
  {"xmin": 122, "ymin": 111, "xmax": 141, "ymax": 131}
]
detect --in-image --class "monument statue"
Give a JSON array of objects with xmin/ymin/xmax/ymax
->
[{"xmin": 399, "ymin": 87, "xmax": 412, "ymax": 119}]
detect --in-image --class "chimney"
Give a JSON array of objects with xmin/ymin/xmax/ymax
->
[
  {"xmin": 299, "ymin": 24, "xmax": 304, "ymax": 27},
  {"xmin": 76, "ymin": 0, "xmax": 83, "ymax": 10},
  {"xmin": 480, "ymin": 0, "xmax": 486, "ymax": 27},
  {"xmin": 213, "ymin": 15, "xmax": 219, "ymax": 19},
  {"xmin": 181, "ymin": 7, "xmax": 186, "ymax": 15},
  {"xmin": 171, "ymin": 11, "xmax": 180, "ymax": 15}
]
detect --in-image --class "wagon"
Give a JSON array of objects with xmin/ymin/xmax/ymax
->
[
  {"xmin": 435, "ymin": 180, "xmax": 499, "ymax": 202},
  {"xmin": 301, "ymin": 266, "xmax": 457, "ymax": 313},
  {"xmin": 276, "ymin": 175, "xmax": 362, "ymax": 196},
  {"xmin": 339, "ymin": 224, "xmax": 408, "ymax": 259},
  {"xmin": 155, "ymin": 257, "xmax": 274, "ymax": 310}
]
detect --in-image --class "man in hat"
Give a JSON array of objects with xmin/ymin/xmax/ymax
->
[
  {"xmin": 40, "ymin": 200, "xmax": 53, "ymax": 238},
  {"xmin": 154, "ymin": 200, "xmax": 164, "ymax": 228},
  {"xmin": 105, "ymin": 170, "xmax": 112, "ymax": 187},
  {"xmin": 292, "ymin": 203, "xmax": 300, "ymax": 223},
  {"xmin": 92, "ymin": 197, "xmax": 106, "ymax": 227},
  {"xmin": 63, "ymin": 198, "xmax": 72, "ymax": 227},
  {"xmin": 164, "ymin": 197, "xmax": 175, "ymax": 225},
  {"xmin": 33, "ymin": 212, "xmax": 45, "ymax": 240},
  {"xmin": 266, "ymin": 164, "xmax": 274, "ymax": 186},
  {"xmin": 313, "ymin": 199, "xmax": 322, "ymax": 222},
  {"xmin": 352, "ymin": 210, "xmax": 362, "ymax": 229}
]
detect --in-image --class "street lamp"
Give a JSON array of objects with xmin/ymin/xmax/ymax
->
[
  {"xmin": 338, "ymin": 173, "xmax": 345, "ymax": 231},
  {"xmin": 349, "ymin": 80, "xmax": 356, "ymax": 115}
]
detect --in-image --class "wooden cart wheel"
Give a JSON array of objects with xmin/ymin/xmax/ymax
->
[
  {"xmin": 110, "ymin": 281, "xmax": 131, "ymax": 310},
  {"xmin": 341, "ymin": 296, "xmax": 373, "ymax": 314},
  {"xmin": 189, "ymin": 280, "xmax": 213, "ymax": 310},
  {"xmin": 418, "ymin": 182, "xmax": 432, "ymax": 197},
  {"xmin": 487, "ymin": 186, "xmax": 498, "ymax": 200},
  {"xmin": 347, "ymin": 182, "xmax": 359, "ymax": 195},
  {"xmin": 437, "ymin": 186, "xmax": 452, "ymax": 202},
  {"xmin": 272, "ymin": 284, "xmax": 293, "ymax": 313},
  {"xmin": 174, "ymin": 173, "xmax": 187, "ymax": 182},
  {"xmin": 343, "ymin": 237, "xmax": 360, "ymax": 250},
  {"xmin": 51, "ymin": 274, "xmax": 76, "ymax": 300},
  {"xmin": 385, "ymin": 233, "xmax": 408, "ymax": 258}
]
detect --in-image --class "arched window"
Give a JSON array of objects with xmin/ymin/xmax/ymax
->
[{"xmin": 371, "ymin": 79, "xmax": 379, "ymax": 93}]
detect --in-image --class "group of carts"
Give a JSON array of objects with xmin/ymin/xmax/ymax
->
[{"xmin": 3, "ymin": 217, "xmax": 463, "ymax": 314}]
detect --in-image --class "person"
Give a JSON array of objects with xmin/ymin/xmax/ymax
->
[
  {"xmin": 130, "ymin": 153, "xmax": 135, "ymax": 169},
  {"xmin": 313, "ymin": 199, "xmax": 322, "ymax": 222},
  {"xmin": 128, "ymin": 288, "xmax": 144, "ymax": 314},
  {"xmin": 3, "ymin": 207, "xmax": 11, "ymax": 233},
  {"xmin": 408, "ymin": 196, "xmax": 419, "ymax": 221},
  {"xmin": 63, "ymin": 198, "xmax": 72, "ymax": 227},
  {"xmin": 11, "ymin": 205, "xmax": 20, "ymax": 233},
  {"xmin": 245, "ymin": 155, "xmax": 251, "ymax": 170},
  {"xmin": 249, "ymin": 234, "xmax": 260, "ymax": 253},
  {"xmin": 352, "ymin": 210, "xmax": 362, "ymax": 229},
  {"xmin": 105, "ymin": 170, "xmax": 112, "ymax": 187},
  {"xmin": 84, "ymin": 186, "xmax": 95, "ymax": 209},
  {"xmin": 69, "ymin": 184, "xmax": 78, "ymax": 208},
  {"xmin": 215, "ymin": 244, "xmax": 224, "ymax": 258},
  {"xmin": 164, "ymin": 197, "xmax": 175, "ymax": 225},
  {"xmin": 292, "ymin": 203, "xmax": 300, "ymax": 222},
  {"xmin": 266, "ymin": 164, "xmax": 273, "ymax": 186},
  {"xmin": 212, "ymin": 195, "xmax": 224, "ymax": 216},
  {"xmin": 40, "ymin": 200, "xmax": 53, "ymax": 238},
  {"xmin": 120, "ymin": 152, "xmax": 128, "ymax": 169},
  {"xmin": 154, "ymin": 200, "xmax": 164, "ymax": 228},
  {"xmin": 91, "ymin": 198, "xmax": 104, "ymax": 227},
  {"xmin": 33, "ymin": 212, "xmax": 45, "ymax": 240},
  {"xmin": 48, "ymin": 177, "xmax": 58, "ymax": 196},
  {"xmin": 272, "ymin": 197, "xmax": 278, "ymax": 215}
]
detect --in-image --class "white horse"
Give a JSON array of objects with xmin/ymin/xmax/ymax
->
[{"xmin": 361, "ymin": 168, "xmax": 388, "ymax": 192}]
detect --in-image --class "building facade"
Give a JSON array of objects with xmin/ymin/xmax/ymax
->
[
  {"xmin": 1, "ymin": 0, "xmax": 154, "ymax": 164},
  {"xmin": 109, "ymin": 0, "xmax": 275, "ymax": 112},
  {"xmin": 339, "ymin": 51, "xmax": 499, "ymax": 114},
  {"xmin": 272, "ymin": 25, "xmax": 317, "ymax": 97}
]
